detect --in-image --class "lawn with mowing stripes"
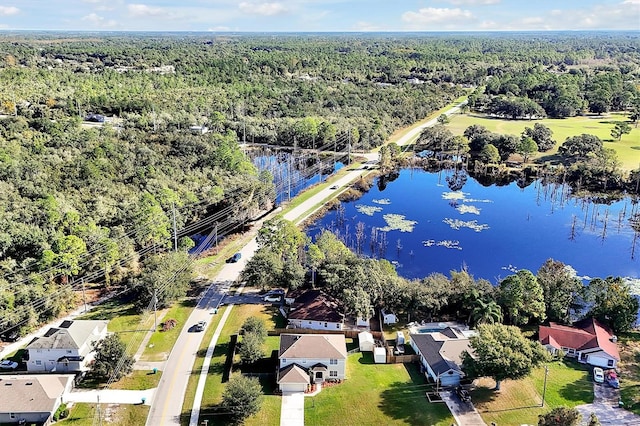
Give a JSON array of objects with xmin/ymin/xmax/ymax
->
[{"xmin": 305, "ymin": 352, "xmax": 454, "ymax": 426}]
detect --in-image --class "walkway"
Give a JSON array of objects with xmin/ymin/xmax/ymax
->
[
  {"xmin": 440, "ymin": 390, "xmax": 486, "ymax": 426},
  {"xmin": 280, "ymin": 392, "xmax": 305, "ymax": 426},
  {"xmin": 65, "ymin": 388, "xmax": 156, "ymax": 406}
]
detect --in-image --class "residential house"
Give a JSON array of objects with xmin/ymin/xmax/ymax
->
[
  {"xmin": 286, "ymin": 290, "xmax": 345, "ymax": 331},
  {"xmin": 410, "ymin": 327, "xmax": 475, "ymax": 387},
  {"xmin": 277, "ymin": 334, "xmax": 348, "ymax": 393},
  {"xmin": 381, "ymin": 309, "xmax": 398, "ymax": 325},
  {"xmin": 0, "ymin": 374, "xmax": 74, "ymax": 425},
  {"xmin": 26, "ymin": 320, "xmax": 108, "ymax": 373},
  {"xmin": 538, "ymin": 317, "xmax": 620, "ymax": 368}
]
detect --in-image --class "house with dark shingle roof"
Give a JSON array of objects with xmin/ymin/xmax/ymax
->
[
  {"xmin": 26, "ymin": 320, "xmax": 108, "ymax": 373},
  {"xmin": 410, "ymin": 327, "xmax": 474, "ymax": 387},
  {"xmin": 286, "ymin": 290, "xmax": 345, "ymax": 331},
  {"xmin": 277, "ymin": 334, "xmax": 347, "ymax": 393},
  {"xmin": 538, "ymin": 317, "xmax": 620, "ymax": 368},
  {"xmin": 0, "ymin": 374, "xmax": 74, "ymax": 425}
]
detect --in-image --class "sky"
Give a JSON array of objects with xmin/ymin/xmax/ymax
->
[{"xmin": 0, "ymin": 0, "xmax": 638, "ymax": 32}]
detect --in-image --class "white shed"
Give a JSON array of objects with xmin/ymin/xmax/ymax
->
[
  {"xmin": 396, "ymin": 331, "xmax": 405, "ymax": 346},
  {"xmin": 381, "ymin": 309, "xmax": 397, "ymax": 325},
  {"xmin": 374, "ymin": 347, "xmax": 387, "ymax": 364},
  {"xmin": 357, "ymin": 317, "xmax": 369, "ymax": 327},
  {"xmin": 358, "ymin": 331, "xmax": 375, "ymax": 352}
]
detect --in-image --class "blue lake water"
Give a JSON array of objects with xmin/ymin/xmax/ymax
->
[{"xmin": 307, "ymin": 168, "xmax": 640, "ymax": 284}]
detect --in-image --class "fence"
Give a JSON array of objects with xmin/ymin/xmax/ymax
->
[
  {"xmin": 386, "ymin": 354, "xmax": 419, "ymax": 364},
  {"xmin": 268, "ymin": 328, "xmax": 384, "ymax": 340}
]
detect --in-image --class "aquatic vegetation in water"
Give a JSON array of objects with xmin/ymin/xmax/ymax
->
[
  {"xmin": 443, "ymin": 218, "xmax": 490, "ymax": 232},
  {"xmin": 442, "ymin": 191, "xmax": 467, "ymax": 201},
  {"xmin": 373, "ymin": 198, "xmax": 391, "ymax": 205},
  {"xmin": 422, "ymin": 239, "xmax": 462, "ymax": 250},
  {"xmin": 379, "ymin": 214, "xmax": 418, "ymax": 232},
  {"xmin": 356, "ymin": 204, "xmax": 383, "ymax": 216},
  {"xmin": 456, "ymin": 204, "xmax": 481, "ymax": 215}
]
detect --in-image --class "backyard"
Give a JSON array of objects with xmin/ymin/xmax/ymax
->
[
  {"xmin": 305, "ymin": 352, "xmax": 454, "ymax": 426},
  {"xmin": 471, "ymin": 360, "xmax": 593, "ymax": 425}
]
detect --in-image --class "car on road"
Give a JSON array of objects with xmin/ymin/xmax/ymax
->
[
  {"xmin": 195, "ymin": 321, "xmax": 207, "ymax": 332},
  {"xmin": 230, "ymin": 252, "xmax": 242, "ymax": 263},
  {"xmin": 329, "ymin": 185, "xmax": 338, "ymax": 190},
  {"xmin": 593, "ymin": 367, "xmax": 605, "ymax": 383},
  {"xmin": 0, "ymin": 360, "xmax": 18, "ymax": 370},
  {"xmin": 264, "ymin": 294, "xmax": 281, "ymax": 302}
]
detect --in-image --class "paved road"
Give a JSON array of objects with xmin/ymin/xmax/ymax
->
[{"xmin": 440, "ymin": 390, "xmax": 486, "ymax": 426}]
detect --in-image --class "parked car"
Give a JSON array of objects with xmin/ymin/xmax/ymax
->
[
  {"xmin": 195, "ymin": 321, "xmax": 207, "ymax": 332},
  {"xmin": 455, "ymin": 386, "xmax": 471, "ymax": 403},
  {"xmin": 329, "ymin": 185, "xmax": 338, "ymax": 190},
  {"xmin": 593, "ymin": 367, "xmax": 605, "ymax": 383},
  {"xmin": 605, "ymin": 370, "xmax": 619, "ymax": 388},
  {"xmin": 0, "ymin": 360, "xmax": 18, "ymax": 370},
  {"xmin": 264, "ymin": 294, "xmax": 281, "ymax": 302},
  {"xmin": 230, "ymin": 252, "xmax": 242, "ymax": 263},
  {"xmin": 84, "ymin": 113, "xmax": 105, "ymax": 123}
]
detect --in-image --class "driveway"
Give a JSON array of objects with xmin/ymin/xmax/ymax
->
[
  {"xmin": 280, "ymin": 392, "xmax": 304, "ymax": 426},
  {"xmin": 440, "ymin": 390, "xmax": 486, "ymax": 426},
  {"xmin": 575, "ymin": 383, "xmax": 640, "ymax": 425}
]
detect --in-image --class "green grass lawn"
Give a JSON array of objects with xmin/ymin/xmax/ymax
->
[
  {"xmin": 76, "ymin": 298, "xmax": 144, "ymax": 351},
  {"xmin": 140, "ymin": 299, "xmax": 196, "ymax": 361},
  {"xmin": 305, "ymin": 353, "xmax": 454, "ymax": 426},
  {"xmin": 60, "ymin": 402, "xmax": 149, "ymax": 426},
  {"xmin": 182, "ymin": 304, "xmax": 283, "ymax": 426},
  {"xmin": 447, "ymin": 112, "xmax": 640, "ymax": 170},
  {"xmin": 472, "ymin": 360, "xmax": 593, "ymax": 425},
  {"xmin": 109, "ymin": 370, "xmax": 162, "ymax": 390}
]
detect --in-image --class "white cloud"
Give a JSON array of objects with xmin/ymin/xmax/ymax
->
[
  {"xmin": 0, "ymin": 6, "xmax": 19, "ymax": 16},
  {"xmin": 402, "ymin": 7, "xmax": 473, "ymax": 25},
  {"xmin": 82, "ymin": 13, "xmax": 117, "ymax": 28},
  {"xmin": 447, "ymin": 0, "xmax": 500, "ymax": 4},
  {"xmin": 622, "ymin": 0, "xmax": 640, "ymax": 4},
  {"xmin": 127, "ymin": 4, "xmax": 168, "ymax": 18},
  {"xmin": 238, "ymin": 2, "xmax": 288, "ymax": 16}
]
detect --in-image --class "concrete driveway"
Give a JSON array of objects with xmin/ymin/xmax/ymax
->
[
  {"xmin": 281, "ymin": 392, "xmax": 304, "ymax": 426},
  {"xmin": 576, "ymin": 383, "xmax": 640, "ymax": 425},
  {"xmin": 440, "ymin": 390, "xmax": 486, "ymax": 426}
]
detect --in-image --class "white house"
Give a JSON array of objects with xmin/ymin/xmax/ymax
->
[
  {"xmin": 539, "ymin": 317, "xmax": 620, "ymax": 368},
  {"xmin": 381, "ymin": 309, "xmax": 397, "ymax": 325},
  {"xmin": 410, "ymin": 327, "xmax": 474, "ymax": 387},
  {"xmin": 0, "ymin": 374, "xmax": 74, "ymax": 425},
  {"xmin": 26, "ymin": 320, "xmax": 108, "ymax": 373},
  {"xmin": 277, "ymin": 334, "xmax": 348, "ymax": 393},
  {"xmin": 286, "ymin": 290, "xmax": 345, "ymax": 331}
]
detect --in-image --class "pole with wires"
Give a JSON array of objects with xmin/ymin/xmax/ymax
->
[{"xmin": 172, "ymin": 202, "xmax": 178, "ymax": 252}]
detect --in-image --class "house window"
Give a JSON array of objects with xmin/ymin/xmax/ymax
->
[
  {"xmin": 67, "ymin": 350, "xmax": 73, "ymax": 354},
  {"xmin": 35, "ymin": 360, "xmax": 42, "ymax": 366},
  {"xmin": 308, "ymin": 321, "xmax": 312, "ymax": 324},
  {"xmin": 568, "ymin": 348, "xmax": 575, "ymax": 355},
  {"xmin": 330, "ymin": 359, "xmax": 338, "ymax": 365},
  {"xmin": 282, "ymin": 359, "xmax": 287, "ymax": 364},
  {"xmin": 608, "ymin": 359, "xmax": 614, "ymax": 367},
  {"xmin": 302, "ymin": 359, "xmax": 307, "ymax": 364},
  {"xmin": 329, "ymin": 371, "xmax": 338, "ymax": 377},
  {"xmin": 9, "ymin": 413, "xmax": 15, "ymax": 419},
  {"xmin": 336, "ymin": 324, "xmax": 340, "ymax": 329},
  {"xmin": 324, "ymin": 323, "xmax": 327, "ymax": 328}
]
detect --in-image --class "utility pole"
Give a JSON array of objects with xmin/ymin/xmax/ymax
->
[
  {"xmin": 334, "ymin": 139, "xmax": 337, "ymax": 170},
  {"xmin": 214, "ymin": 222, "xmax": 218, "ymax": 253},
  {"xmin": 153, "ymin": 287, "xmax": 158, "ymax": 331},
  {"xmin": 541, "ymin": 365, "xmax": 549, "ymax": 407},
  {"xmin": 171, "ymin": 202, "xmax": 178, "ymax": 252},
  {"xmin": 348, "ymin": 129, "xmax": 351, "ymax": 166},
  {"xmin": 80, "ymin": 278, "xmax": 87, "ymax": 313}
]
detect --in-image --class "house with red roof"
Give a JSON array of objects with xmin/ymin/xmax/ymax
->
[
  {"xmin": 286, "ymin": 290, "xmax": 345, "ymax": 331},
  {"xmin": 538, "ymin": 317, "xmax": 620, "ymax": 368}
]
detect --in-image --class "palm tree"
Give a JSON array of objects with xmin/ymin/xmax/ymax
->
[{"xmin": 470, "ymin": 299, "xmax": 503, "ymax": 326}]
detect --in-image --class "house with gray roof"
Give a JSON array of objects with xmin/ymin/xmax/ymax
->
[
  {"xmin": 277, "ymin": 334, "xmax": 347, "ymax": 393},
  {"xmin": 26, "ymin": 320, "xmax": 108, "ymax": 373},
  {"xmin": 0, "ymin": 374, "xmax": 74, "ymax": 425},
  {"xmin": 410, "ymin": 327, "xmax": 475, "ymax": 387}
]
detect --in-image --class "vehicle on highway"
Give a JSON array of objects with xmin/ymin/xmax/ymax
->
[
  {"xmin": 264, "ymin": 294, "xmax": 281, "ymax": 302},
  {"xmin": 0, "ymin": 360, "xmax": 18, "ymax": 370},
  {"xmin": 195, "ymin": 321, "xmax": 207, "ymax": 332},
  {"xmin": 330, "ymin": 185, "xmax": 338, "ymax": 190},
  {"xmin": 229, "ymin": 252, "xmax": 242, "ymax": 263},
  {"xmin": 593, "ymin": 367, "xmax": 605, "ymax": 383}
]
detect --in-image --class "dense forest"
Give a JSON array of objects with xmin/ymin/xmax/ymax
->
[{"xmin": 0, "ymin": 32, "xmax": 639, "ymax": 338}]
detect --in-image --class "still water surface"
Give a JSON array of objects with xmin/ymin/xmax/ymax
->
[{"xmin": 307, "ymin": 169, "xmax": 640, "ymax": 283}]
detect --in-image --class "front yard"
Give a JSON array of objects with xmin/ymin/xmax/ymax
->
[
  {"xmin": 619, "ymin": 331, "xmax": 640, "ymax": 415},
  {"xmin": 305, "ymin": 353, "xmax": 454, "ymax": 426},
  {"xmin": 472, "ymin": 360, "xmax": 593, "ymax": 425}
]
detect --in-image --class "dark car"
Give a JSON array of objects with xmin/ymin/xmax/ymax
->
[
  {"xmin": 84, "ymin": 113, "xmax": 105, "ymax": 123},
  {"xmin": 455, "ymin": 386, "xmax": 471, "ymax": 403}
]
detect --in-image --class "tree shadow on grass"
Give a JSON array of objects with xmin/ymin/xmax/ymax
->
[
  {"xmin": 358, "ymin": 352, "xmax": 375, "ymax": 364},
  {"xmin": 557, "ymin": 376, "xmax": 594, "ymax": 405},
  {"xmin": 378, "ymin": 380, "xmax": 450, "ymax": 425}
]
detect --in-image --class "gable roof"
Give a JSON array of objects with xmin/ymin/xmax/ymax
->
[
  {"xmin": 538, "ymin": 317, "xmax": 619, "ymax": 360},
  {"xmin": 26, "ymin": 320, "xmax": 108, "ymax": 350},
  {"xmin": 277, "ymin": 363, "xmax": 310, "ymax": 384},
  {"xmin": 279, "ymin": 334, "xmax": 347, "ymax": 360},
  {"xmin": 0, "ymin": 375, "xmax": 73, "ymax": 414},
  {"xmin": 287, "ymin": 290, "xmax": 344, "ymax": 323},
  {"xmin": 410, "ymin": 327, "xmax": 473, "ymax": 376}
]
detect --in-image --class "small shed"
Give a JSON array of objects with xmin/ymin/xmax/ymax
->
[
  {"xmin": 374, "ymin": 347, "xmax": 386, "ymax": 364},
  {"xmin": 396, "ymin": 331, "xmax": 405, "ymax": 346},
  {"xmin": 382, "ymin": 309, "xmax": 397, "ymax": 325},
  {"xmin": 357, "ymin": 317, "xmax": 369, "ymax": 327},
  {"xmin": 358, "ymin": 331, "xmax": 375, "ymax": 352}
]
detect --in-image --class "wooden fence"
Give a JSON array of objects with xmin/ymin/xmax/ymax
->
[
  {"xmin": 386, "ymin": 354, "xmax": 419, "ymax": 364},
  {"xmin": 268, "ymin": 328, "xmax": 384, "ymax": 340}
]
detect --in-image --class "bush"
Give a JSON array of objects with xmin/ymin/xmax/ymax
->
[
  {"xmin": 162, "ymin": 319, "xmax": 178, "ymax": 331},
  {"xmin": 54, "ymin": 403, "xmax": 69, "ymax": 421}
]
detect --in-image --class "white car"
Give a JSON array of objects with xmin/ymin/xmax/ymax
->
[
  {"xmin": 593, "ymin": 367, "xmax": 605, "ymax": 383},
  {"xmin": 264, "ymin": 294, "xmax": 281, "ymax": 302},
  {"xmin": 0, "ymin": 360, "xmax": 18, "ymax": 370}
]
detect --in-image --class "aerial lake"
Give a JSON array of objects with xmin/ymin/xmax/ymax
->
[{"xmin": 307, "ymin": 168, "xmax": 640, "ymax": 284}]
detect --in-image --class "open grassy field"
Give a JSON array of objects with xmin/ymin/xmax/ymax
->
[
  {"xmin": 447, "ymin": 112, "xmax": 640, "ymax": 170},
  {"xmin": 472, "ymin": 360, "xmax": 593, "ymax": 425},
  {"xmin": 305, "ymin": 352, "xmax": 454, "ymax": 426},
  {"xmin": 140, "ymin": 299, "xmax": 195, "ymax": 361},
  {"xmin": 60, "ymin": 402, "xmax": 149, "ymax": 426}
]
